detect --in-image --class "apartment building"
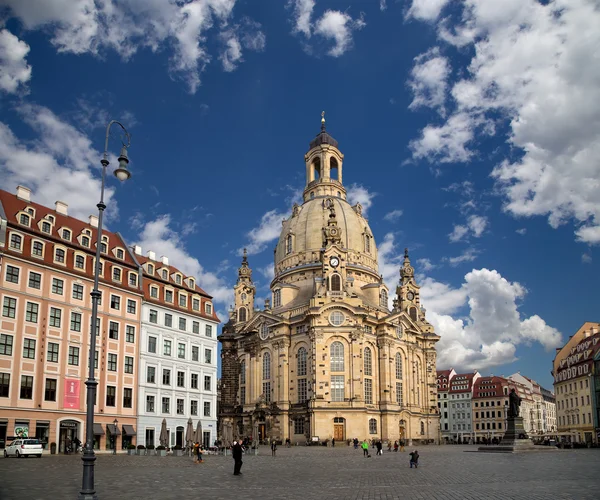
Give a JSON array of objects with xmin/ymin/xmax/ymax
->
[
  {"xmin": 472, "ymin": 376, "xmax": 510, "ymax": 443},
  {"xmin": 437, "ymin": 368, "xmax": 455, "ymax": 442},
  {"xmin": 447, "ymin": 371, "xmax": 480, "ymax": 443}
]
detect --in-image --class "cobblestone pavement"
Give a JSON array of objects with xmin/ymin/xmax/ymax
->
[{"xmin": 1, "ymin": 445, "xmax": 599, "ymax": 500}]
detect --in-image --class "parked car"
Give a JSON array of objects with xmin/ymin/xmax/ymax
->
[{"xmin": 4, "ymin": 439, "xmax": 43, "ymax": 458}]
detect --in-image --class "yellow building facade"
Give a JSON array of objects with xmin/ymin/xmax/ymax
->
[{"xmin": 219, "ymin": 119, "xmax": 440, "ymax": 445}]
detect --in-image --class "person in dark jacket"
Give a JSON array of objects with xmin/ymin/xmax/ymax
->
[
  {"xmin": 409, "ymin": 450, "xmax": 419, "ymax": 468},
  {"xmin": 232, "ymin": 441, "xmax": 243, "ymax": 475},
  {"xmin": 376, "ymin": 440, "xmax": 383, "ymax": 456}
]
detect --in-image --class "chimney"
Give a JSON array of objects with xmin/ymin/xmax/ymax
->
[
  {"xmin": 89, "ymin": 215, "xmax": 99, "ymax": 228},
  {"xmin": 161, "ymin": 256, "xmax": 169, "ymax": 266},
  {"xmin": 591, "ymin": 327, "xmax": 598, "ymax": 334},
  {"xmin": 16, "ymin": 186, "xmax": 31, "ymax": 202},
  {"xmin": 133, "ymin": 245, "xmax": 142, "ymax": 256},
  {"xmin": 55, "ymin": 200, "xmax": 68, "ymax": 215},
  {"xmin": 147, "ymin": 250, "xmax": 156, "ymax": 261}
]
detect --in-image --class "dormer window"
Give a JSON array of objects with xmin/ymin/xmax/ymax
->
[
  {"xmin": 55, "ymin": 247, "xmax": 66, "ymax": 263},
  {"xmin": 116, "ymin": 248, "xmax": 125, "ymax": 260},
  {"xmin": 189, "ymin": 279, "xmax": 195, "ymax": 289},
  {"xmin": 192, "ymin": 298, "xmax": 200, "ymax": 311},
  {"xmin": 162, "ymin": 269, "xmax": 168, "ymax": 280},
  {"xmin": 147, "ymin": 264, "xmax": 154, "ymax": 274},
  {"xmin": 175, "ymin": 274, "xmax": 182, "ymax": 285},
  {"xmin": 19, "ymin": 214, "xmax": 30, "ymax": 226},
  {"xmin": 179, "ymin": 294, "xmax": 187, "ymax": 307},
  {"xmin": 165, "ymin": 290, "xmax": 173, "ymax": 303},
  {"xmin": 42, "ymin": 221, "xmax": 51, "ymax": 233},
  {"xmin": 81, "ymin": 235, "xmax": 90, "ymax": 247},
  {"xmin": 100, "ymin": 242, "xmax": 108, "ymax": 253},
  {"xmin": 62, "ymin": 229, "xmax": 71, "ymax": 241},
  {"xmin": 205, "ymin": 302, "xmax": 212, "ymax": 315},
  {"xmin": 46, "ymin": 215, "xmax": 55, "ymax": 224},
  {"xmin": 26, "ymin": 207, "xmax": 35, "ymax": 216}
]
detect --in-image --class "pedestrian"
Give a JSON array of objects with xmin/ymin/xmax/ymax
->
[
  {"xmin": 387, "ymin": 440, "xmax": 392, "ymax": 452},
  {"xmin": 376, "ymin": 440, "xmax": 383, "ymax": 456},
  {"xmin": 409, "ymin": 450, "xmax": 419, "ymax": 468},
  {"xmin": 361, "ymin": 439, "xmax": 370, "ymax": 458},
  {"xmin": 332, "ymin": 438, "xmax": 335, "ymax": 447},
  {"xmin": 271, "ymin": 440, "xmax": 277, "ymax": 456},
  {"xmin": 232, "ymin": 440, "xmax": 243, "ymax": 475},
  {"xmin": 353, "ymin": 438, "xmax": 359, "ymax": 450},
  {"xmin": 65, "ymin": 437, "xmax": 71, "ymax": 455},
  {"xmin": 195, "ymin": 441, "xmax": 204, "ymax": 463},
  {"xmin": 394, "ymin": 441, "xmax": 399, "ymax": 452},
  {"xmin": 400, "ymin": 439, "xmax": 405, "ymax": 452}
]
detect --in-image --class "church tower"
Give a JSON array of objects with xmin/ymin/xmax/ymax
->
[{"xmin": 232, "ymin": 248, "xmax": 255, "ymax": 326}]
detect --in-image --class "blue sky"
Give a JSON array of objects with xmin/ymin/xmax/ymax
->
[{"xmin": 1, "ymin": 0, "xmax": 599, "ymax": 390}]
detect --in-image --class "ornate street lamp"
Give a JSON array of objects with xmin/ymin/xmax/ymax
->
[
  {"xmin": 112, "ymin": 418, "xmax": 118, "ymax": 455},
  {"xmin": 79, "ymin": 121, "xmax": 131, "ymax": 500}
]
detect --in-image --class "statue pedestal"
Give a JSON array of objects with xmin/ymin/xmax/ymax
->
[{"xmin": 477, "ymin": 417, "xmax": 551, "ymax": 453}]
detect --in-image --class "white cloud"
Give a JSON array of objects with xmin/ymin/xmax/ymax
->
[
  {"xmin": 443, "ymin": 247, "xmax": 478, "ymax": 266},
  {"xmin": 134, "ymin": 214, "xmax": 232, "ymax": 305},
  {"xmin": 383, "ymin": 209, "xmax": 403, "ymax": 221},
  {"xmin": 416, "ymin": 257, "xmax": 436, "ymax": 272},
  {"xmin": 406, "ymin": 0, "xmax": 451, "ymax": 21},
  {"xmin": 218, "ymin": 18, "xmax": 266, "ymax": 72},
  {"xmin": 289, "ymin": 0, "xmax": 315, "ymax": 37},
  {"xmin": 380, "ymin": 1, "xmax": 387, "ymax": 12},
  {"xmin": 0, "ymin": 29, "xmax": 32, "ymax": 94},
  {"xmin": 314, "ymin": 10, "xmax": 366, "ymax": 57},
  {"xmin": 377, "ymin": 232, "xmax": 404, "ymax": 295},
  {"xmin": 408, "ymin": 47, "xmax": 450, "ymax": 115},
  {"xmin": 0, "ymin": 103, "xmax": 119, "ymax": 222},
  {"xmin": 408, "ymin": 0, "xmax": 600, "ymax": 244},
  {"xmin": 258, "ymin": 265, "xmax": 275, "ymax": 283},
  {"xmin": 448, "ymin": 224, "xmax": 469, "ymax": 243},
  {"xmin": 242, "ymin": 209, "xmax": 287, "ymax": 255},
  {"xmin": 467, "ymin": 214, "xmax": 487, "ymax": 237},
  {"xmin": 516, "ymin": 228, "xmax": 527, "ymax": 235},
  {"xmin": 2, "ymin": 0, "xmax": 261, "ymax": 94},
  {"xmin": 219, "ymin": 30, "xmax": 243, "ymax": 72},
  {"xmin": 347, "ymin": 183, "xmax": 376, "ymax": 215},
  {"xmin": 581, "ymin": 253, "xmax": 592, "ymax": 264}
]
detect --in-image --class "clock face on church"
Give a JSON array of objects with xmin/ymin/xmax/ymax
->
[
  {"xmin": 407, "ymin": 291, "xmax": 415, "ymax": 301},
  {"xmin": 329, "ymin": 256, "xmax": 340, "ymax": 268}
]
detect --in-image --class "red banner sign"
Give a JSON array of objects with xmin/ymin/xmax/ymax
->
[{"xmin": 64, "ymin": 379, "xmax": 80, "ymax": 409}]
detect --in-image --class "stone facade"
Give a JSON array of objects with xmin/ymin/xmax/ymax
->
[{"xmin": 219, "ymin": 119, "xmax": 440, "ymax": 445}]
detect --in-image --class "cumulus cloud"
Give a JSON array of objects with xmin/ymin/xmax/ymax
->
[
  {"xmin": 242, "ymin": 209, "xmax": 287, "ymax": 255},
  {"xmin": 443, "ymin": 247, "xmax": 478, "ymax": 266},
  {"xmin": 448, "ymin": 224, "xmax": 469, "ymax": 243},
  {"xmin": 1, "ymin": 0, "xmax": 263, "ymax": 93},
  {"xmin": 347, "ymin": 183, "xmax": 376, "ymax": 215},
  {"xmin": 0, "ymin": 29, "xmax": 32, "ymax": 94},
  {"xmin": 384, "ymin": 209, "xmax": 403, "ymax": 221},
  {"xmin": 289, "ymin": 0, "xmax": 315, "ymax": 37},
  {"xmin": 408, "ymin": 47, "xmax": 450, "ymax": 115},
  {"xmin": 408, "ymin": 0, "xmax": 600, "ymax": 244}
]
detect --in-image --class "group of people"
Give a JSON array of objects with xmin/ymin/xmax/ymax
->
[
  {"xmin": 192, "ymin": 442, "xmax": 204, "ymax": 463},
  {"xmin": 352, "ymin": 437, "xmax": 418, "ymax": 467}
]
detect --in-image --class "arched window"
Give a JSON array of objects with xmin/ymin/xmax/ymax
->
[
  {"xmin": 240, "ymin": 360, "xmax": 246, "ymax": 385},
  {"xmin": 330, "ymin": 274, "xmax": 341, "ymax": 291},
  {"xmin": 420, "ymin": 422, "xmax": 425, "ymax": 435},
  {"xmin": 409, "ymin": 307, "xmax": 417, "ymax": 321},
  {"xmin": 297, "ymin": 347, "xmax": 307, "ymax": 376},
  {"xmin": 238, "ymin": 307, "xmax": 247, "ymax": 322},
  {"xmin": 262, "ymin": 352, "xmax": 271, "ymax": 403},
  {"xmin": 330, "ymin": 157, "xmax": 339, "ymax": 180},
  {"xmin": 313, "ymin": 157, "xmax": 321, "ymax": 180},
  {"xmin": 310, "ymin": 191, "xmax": 315, "ymax": 199},
  {"xmin": 365, "ymin": 234, "xmax": 371, "ymax": 253},
  {"xmin": 330, "ymin": 342, "xmax": 344, "ymax": 372},
  {"xmin": 380, "ymin": 289, "xmax": 388, "ymax": 307},
  {"xmin": 369, "ymin": 418, "xmax": 377, "ymax": 434},
  {"xmin": 364, "ymin": 347, "xmax": 372, "ymax": 376},
  {"xmin": 285, "ymin": 234, "xmax": 293, "ymax": 254},
  {"xmin": 273, "ymin": 289, "xmax": 281, "ymax": 308},
  {"xmin": 395, "ymin": 353, "xmax": 403, "ymax": 380}
]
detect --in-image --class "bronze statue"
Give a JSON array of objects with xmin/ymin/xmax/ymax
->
[{"xmin": 508, "ymin": 388, "xmax": 521, "ymax": 418}]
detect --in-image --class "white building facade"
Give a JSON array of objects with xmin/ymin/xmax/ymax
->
[{"xmin": 134, "ymin": 250, "xmax": 219, "ymax": 449}]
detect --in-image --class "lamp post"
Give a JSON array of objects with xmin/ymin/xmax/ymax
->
[
  {"xmin": 112, "ymin": 418, "xmax": 118, "ymax": 455},
  {"xmin": 79, "ymin": 121, "xmax": 131, "ymax": 500}
]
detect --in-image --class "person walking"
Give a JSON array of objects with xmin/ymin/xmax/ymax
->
[
  {"xmin": 400, "ymin": 439, "xmax": 405, "ymax": 452},
  {"xmin": 376, "ymin": 440, "xmax": 383, "ymax": 456},
  {"xmin": 271, "ymin": 440, "xmax": 277, "ymax": 457},
  {"xmin": 361, "ymin": 439, "xmax": 370, "ymax": 457},
  {"xmin": 394, "ymin": 441, "xmax": 399, "ymax": 452},
  {"xmin": 353, "ymin": 438, "xmax": 359, "ymax": 450},
  {"xmin": 194, "ymin": 441, "xmax": 204, "ymax": 463},
  {"xmin": 409, "ymin": 450, "xmax": 420, "ymax": 468},
  {"xmin": 387, "ymin": 440, "xmax": 392, "ymax": 452},
  {"xmin": 232, "ymin": 441, "xmax": 243, "ymax": 475}
]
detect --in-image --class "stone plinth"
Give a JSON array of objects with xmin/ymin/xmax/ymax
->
[{"xmin": 478, "ymin": 417, "xmax": 554, "ymax": 453}]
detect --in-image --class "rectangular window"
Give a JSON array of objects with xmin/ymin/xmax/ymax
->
[
  {"xmin": 191, "ymin": 373, "xmax": 199, "ymax": 389},
  {"xmin": 147, "ymin": 366, "xmax": 156, "ymax": 384},
  {"xmin": 93, "ymin": 318, "xmax": 100, "ymax": 336},
  {"xmin": 165, "ymin": 290, "xmax": 173, "ymax": 302},
  {"xmin": 0, "ymin": 373, "xmax": 10, "ymax": 397},
  {"xmin": 129, "ymin": 273, "xmax": 137, "ymax": 287},
  {"xmin": 70, "ymin": 312, "xmax": 82, "ymax": 332},
  {"xmin": 75, "ymin": 255, "xmax": 85, "ymax": 269},
  {"xmin": 146, "ymin": 395, "xmax": 155, "ymax": 412},
  {"xmin": 5, "ymin": 265, "xmax": 19, "ymax": 284},
  {"xmin": 191, "ymin": 400, "xmax": 198, "ymax": 415},
  {"xmin": 204, "ymin": 349, "xmax": 212, "ymax": 364},
  {"xmin": 109, "ymin": 321, "xmax": 119, "ymax": 340},
  {"xmin": 164, "ymin": 314, "xmax": 173, "ymax": 327},
  {"xmin": 52, "ymin": 278, "xmax": 64, "ymax": 295},
  {"xmin": 192, "ymin": 298, "xmax": 200, "ymax": 311},
  {"xmin": 28, "ymin": 272, "xmax": 41, "ymax": 289},
  {"xmin": 179, "ymin": 294, "xmax": 186, "ymax": 307},
  {"xmin": 150, "ymin": 286, "xmax": 158, "ymax": 299},
  {"xmin": 55, "ymin": 248, "xmax": 65, "ymax": 263},
  {"xmin": 162, "ymin": 397, "xmax": 170, "ymax": 413},
  {"xmin": 203, "ymin": 401, "xmax": 211, "ymax": 417},
  {"xmin": 126, "ymin": 325, "xmax": 135, "ymax": 343},
  {"xmin": 124, "ymin": 356, "xmax": 134, "ymax": 374},
  {"xmin": 68, "ymin": 346, "xmax": 79, "ymax": 366},
  {"xmin": 178, "ymin": 343, "xmax": 185, "ymax": 359},
  {"xmin": 26, "ymin": 302, "xmax": 39, "ymax": 323},
  {"xmin": 148, "ymin": 336, "xmax": 156, "ymax": 353},
  {"xmin": 72, "ymin": 284, "xmax": 84, "ymax": 300},
  {"xmin": 364, "ymin": 378, "xmax": 373, "ymax": 404},
  {"xmin": 163, "ymin": 369, "xmax": 171, "ymax": 385},
  {"xmin": 294, "ymin": 418, "xmax": 305, "ymax": 435},
  {"xmin": 107, "ymin": 353, "xmax": 117, "ymax": 371},
  {"xmin": 20, "ymin": 375, "xmax": 34, "ymax": 399},
  {"xmin": 163, "ymin": 340, "xmax": 172, "ymax": 356},
  {"xmin": 204, "ymin": 375, "xmax": 211, "ymax": 392},
  {"xmin": 298, "ymin": 378, "xmax": 307, "ymax": 403},
  {"xmin": 263, "ymin": 381, "xmax": 271, "ymax": 403},
  {"xmin": 110, "ymin": 295, "xmax": 120, "ymax": 310},
  {"xmin": 94, "ymin": 350, "xmax": 98, "ymax": 369},
  {"xmin": 177, "ymin": 371, "xmax": 185, "ymax": 387},
  {"xmin": 49, "ymin": 307, "xmax": 61, "ymax": 327},
  {"xmin": 396, "ymin": 381, "xmax": 404, "ymax": 405},
  {"xmin": 47, "ymin": 342, "xmax": 59, "ymax": 363},
  {"xmin": 193, "ymin": 321, "xmax": 200, "ymax": 334},
  {"xmin": 127, "ymin": 300, "xmax": 136, "ymax": 314},
  {"xmin": 23, "ymin": 338, "xmax": 36, "ymax": 359},
  {"xmin": 192, "ymin": 346, "xmax": 199, "ymax": 361},
  {"xmin": 205, "ymin": 303, "xmax": 212, "ymax": 315},
  {"xmin": 149, "ymin": 309, "xmax": 158, "ymax": 324},
  {"xmin": 179, "ymin": 318, "xmax": 186, "ymax": 331},
  {"xmin": 177, "ymin": 398, "xmax": 184, "ymax": 414},
  {"xmin": 33, "ymin": 241, "xmax": 44, "ymax": 256},
  {"xmin": 9, "ymin": 233, "xmax": 22, "ymax": 250},
  {"xmin": 205, "ymin": 325, "xmax": 212, "ymax": 337},
  {"xmin": 106, "ymin": 386, "xmax": 116, "ymax": 406},
  {"xmin": 3, "ymin": 297, "xmax": 17, "ymax": 318},
  {"xmin": 0, "ymin": 334, "xmax": 13, "ymax": 356},
  {"xmin": 331, "ymin": 375, "xmax": 345, "ymax": 402},
  {"xmin": 45, "ymin": 378, "xmax": 57, "ymax": 401},
  {"xmin": 123, "ymin": 388, "xmax": 132, "ymax": 408}
]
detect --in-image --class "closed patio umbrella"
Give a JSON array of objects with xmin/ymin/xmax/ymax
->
[
  {"xmin": 185, "ymin": 418, "xmax": 195, "ymax": 455},
  {"xmin": 194, "ymin": 420, "xmax": 203, "ymax": 446},
  {"xmin": 159, "ymin": 419, "xmax": 169, "ymax": 448}
]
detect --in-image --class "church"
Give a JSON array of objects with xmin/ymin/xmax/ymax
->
[{"xmin": 219, "ymin": 116, "xmax": 440, "ymax": 445}]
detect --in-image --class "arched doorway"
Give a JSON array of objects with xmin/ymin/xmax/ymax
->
[
  {"xmin": 333, "ymin": 417, "xmax": 345, "ymax": 441},
  {"xmin": 399, "ymin": 419, "xmax": 406, "ymax": 441}
]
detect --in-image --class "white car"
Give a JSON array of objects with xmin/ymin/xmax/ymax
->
[{"xmin": 4, "ymin": 439, "xmax": 43, "ymax": 458}]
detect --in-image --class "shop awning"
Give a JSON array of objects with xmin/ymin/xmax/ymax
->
[
  {"xmin": 106, "ymin": 424, "xmax": 121, "ymax": 436},
  {"xmin": 93, "ymin": 423, "xmax": 105, "ymax": 436},
  {"xmin": 122, "ymin": 425, "xmax": 136, "ymax": 436}
]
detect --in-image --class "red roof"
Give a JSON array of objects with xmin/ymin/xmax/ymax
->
[
  {"xmin": 473, "ymin": 376, "xmax": 509, "ymax": 398},
  {"xmin": 448, "ymin": 372, "xmax": 477, "ymax": 393},
  {"xmin": 135, "ymin": 254, "xmax": 210, "ymax": 297}
]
